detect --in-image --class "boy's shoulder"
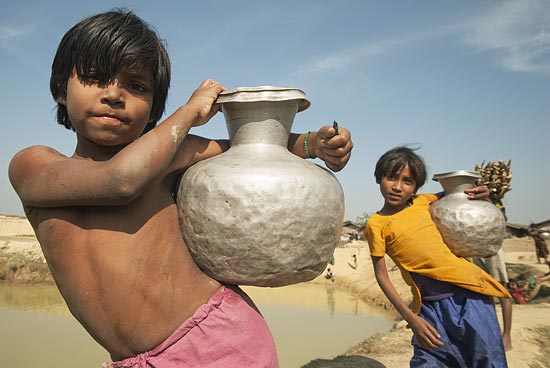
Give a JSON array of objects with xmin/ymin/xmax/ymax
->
[
  {"xmin": 13, "ymin": 145, "xmax": 66, "ymax": 160},
  {"xmin": 9, "ymin": 145, "xmax": 70, "ymax": 187},
  {"xmin": 11, "ymin": 145, "xmax": 70, "ymax": 173},
  {"xmin": 11, "ymin": 145, "xmax": 63, "ymax": 168}
]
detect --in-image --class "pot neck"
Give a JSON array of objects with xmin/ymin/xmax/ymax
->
[
  {"xmin": 221, "ymin": 100, "xmax": 300, "ymax": 146},
  {"xmin": 438, "ymin": 176, "xmax": 477, "ymax": 195}
]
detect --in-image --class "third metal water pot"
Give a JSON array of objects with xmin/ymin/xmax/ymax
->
[{"xmin": 429, "ymin": 170, "xmax": 506, "ymax": 258}]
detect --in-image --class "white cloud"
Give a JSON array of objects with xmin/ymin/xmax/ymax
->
[
  {"xmin": 297, "ymin": 0, "xmax": 550, "ymax": 78},
  {"xmin": 0, "ymin": 25, "xmax": 32, "ymax": 42},
  {"xmin": 297, "ymin": 30, "xmax": 435, "ymax": 76},
  {"xmin": 458, "ymin": 0, "xmax": 550, "ymax": 74},
  {"xmin": 0, "ymin": 23, "xmax": 45, "ymax": 76}
]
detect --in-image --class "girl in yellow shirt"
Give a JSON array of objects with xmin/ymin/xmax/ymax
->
[{"xmin": 366, "ymin": 146, "xmax": 510, "ymax": 368}]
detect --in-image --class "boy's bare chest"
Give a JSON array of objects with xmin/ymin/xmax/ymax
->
[{"xmin": 28, "ymin": 185, "xmax": 179, "ymax": 254}]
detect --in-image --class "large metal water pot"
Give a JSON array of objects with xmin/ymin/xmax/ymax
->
[
  {"xmin": 177, "ymin": 86, "xmax": 345, "ymax": 287},
  {"xmin": 429, "ymin": 170, "xmax": 506, "ymax": 258}
]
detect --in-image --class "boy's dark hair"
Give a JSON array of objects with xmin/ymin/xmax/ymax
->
[
  {"xmin": 50, "ymin": 9, "xmax": 170, "ymax": 134},
  {"xmin": 374, "ymin": 146, "xmax": 427, "ymax": 192}
]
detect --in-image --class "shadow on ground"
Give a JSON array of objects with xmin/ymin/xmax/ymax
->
[{"xmin": 301, "ymin": 355, "xmax": 385, "ymax": 368}]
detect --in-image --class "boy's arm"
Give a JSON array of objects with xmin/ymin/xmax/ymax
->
[
  {"xmin": 171, "ymin": 123, "xmax": 354, "ymax": 174},
  {"xmin": 371, "ymin": 256, "xmax": 444, "ymax": 350},
  {"xmin": 166, "ymin": 135, "xmax": 229, "ymax": 174},
  {"xmin": 9, "ymin": 79, "xmax": 225, "ymax": 208},
  {"xmin": 287, "ymin": 125, "xmax": 353, "ymax": 172}
]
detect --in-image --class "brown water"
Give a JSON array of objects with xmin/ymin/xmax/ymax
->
[{"xmin": 0, "ymin": 283, "xmax": 392, "ymax": 368}]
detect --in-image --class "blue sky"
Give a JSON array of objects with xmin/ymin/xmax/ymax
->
[{"xmin": 1, "ymin": 0, "xmax": 549, "ymax": 225}]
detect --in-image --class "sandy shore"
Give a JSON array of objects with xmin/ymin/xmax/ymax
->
[{"xmin": 1, "ymin": 215, "xmax": 550, "ymax": 367}]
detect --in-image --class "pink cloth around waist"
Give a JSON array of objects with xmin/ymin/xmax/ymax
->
[{"xmin": 103, "ymin": 285, "xmax": 278, "ymax": 368}]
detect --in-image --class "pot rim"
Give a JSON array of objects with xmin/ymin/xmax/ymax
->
[
  {"xmin": 216, "ymin": 86, "xmax": 311, "ymax": 112},
  {"xmin": 432, "ymin": 170, "xmax": 482, "ymax": 182}
]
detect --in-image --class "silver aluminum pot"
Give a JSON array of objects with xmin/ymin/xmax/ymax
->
[
  {"xmin": 429, "ymin": 170, "xmax": 506, "ymax": 258},
  {"xmin": 177, "ymin": 86, "xmax": 345, "ymax": 287}
]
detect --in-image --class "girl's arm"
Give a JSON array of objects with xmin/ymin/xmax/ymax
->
[
  {"xmin": 464, "ymin": 185, "xmax": 490, "ymax": 200},
  {"xmin": 372, "ymin": 256, "xmax": 444, "ymax": 349}
]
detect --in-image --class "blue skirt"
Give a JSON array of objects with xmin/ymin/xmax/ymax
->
[{"xmin": 410, "ymin": 289, "xmax": 508, "ymax": 368}]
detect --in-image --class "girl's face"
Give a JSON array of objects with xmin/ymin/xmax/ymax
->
[
  {"xmin": 62, "ymin": 67, "xmax": 154, "ymax": 149},
  {"xmin": 380, "ymin": 164, "xmax": 417, "ymax": 213}
]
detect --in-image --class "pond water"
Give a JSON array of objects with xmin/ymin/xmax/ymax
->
[{"xmin": 0, "ymin": 283, "xmax": 392, "ymax": 368}]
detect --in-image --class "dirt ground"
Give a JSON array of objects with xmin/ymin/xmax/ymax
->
[
  {"xmin": 307, "ymin": 237, "xmax": 550, "ymax": 368},
  {"xmin": 1, "ymin": 215, "xmax": 550, "ymax": 367}
]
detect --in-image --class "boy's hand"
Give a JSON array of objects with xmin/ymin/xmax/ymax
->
[
  {"xmin": 312, "ymin": 125, "xmax": 353, "ymax": 172},
  {"xmin": 185, "ymin": 79, "xmax": 226, "ymax": 127},
  {"xmin": 465, "ymin": 185, "xmax": 490, "ymax": 200}
]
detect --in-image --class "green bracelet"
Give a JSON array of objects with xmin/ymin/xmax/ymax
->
[{"xmin": 304, "ymin": 131, "xmax": 312, "ymax": 158}]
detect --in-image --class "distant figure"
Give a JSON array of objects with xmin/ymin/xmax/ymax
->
[
  {"xmin": 352, "ymin": 254, "xmax": 358, "ymax": 268},
  {"xmin": 325, "ymin": 268, "xmax": 335, "ymax": 282},
  {"xmin": 506, "ymin": 279, "xmax": 529, "ymax": 305},
  {"xmin": 529, "ymin": 224, "xmax": 549, "ymax": 269}
]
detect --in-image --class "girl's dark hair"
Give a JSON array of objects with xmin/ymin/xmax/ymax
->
[
  {"xmin": 50, "ymin": 9, "xmax": 170, "ymax": 133},
  {"xmin": 374, "ymin": 146, "xmax": 427, "ymax": 192}
]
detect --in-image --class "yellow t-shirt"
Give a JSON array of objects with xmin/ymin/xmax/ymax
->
[{"xmin": 366, "ymin": 194, "xmax": 510, "ymax": 314}]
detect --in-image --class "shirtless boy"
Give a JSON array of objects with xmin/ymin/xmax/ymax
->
[{"xmin": 9, "ymin": 10, "xmax": 353, "ymax": 367}]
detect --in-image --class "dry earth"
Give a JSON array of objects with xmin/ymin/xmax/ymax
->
[
  {"xmin": 1, "ymin": 215, "xmax": 550, "ymax": 367},
  {"xmin": 307, "ymin": 237, "xmax": 550, "ymax": 368}
]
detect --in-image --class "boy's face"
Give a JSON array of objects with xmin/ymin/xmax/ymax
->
[
  {"xmin": 62, "ymin": 67, "xmax": 154, "ymax": 147},
  {"xmin": 380, "ymin": 164, "xmax": 417, "ymax": 210}
]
